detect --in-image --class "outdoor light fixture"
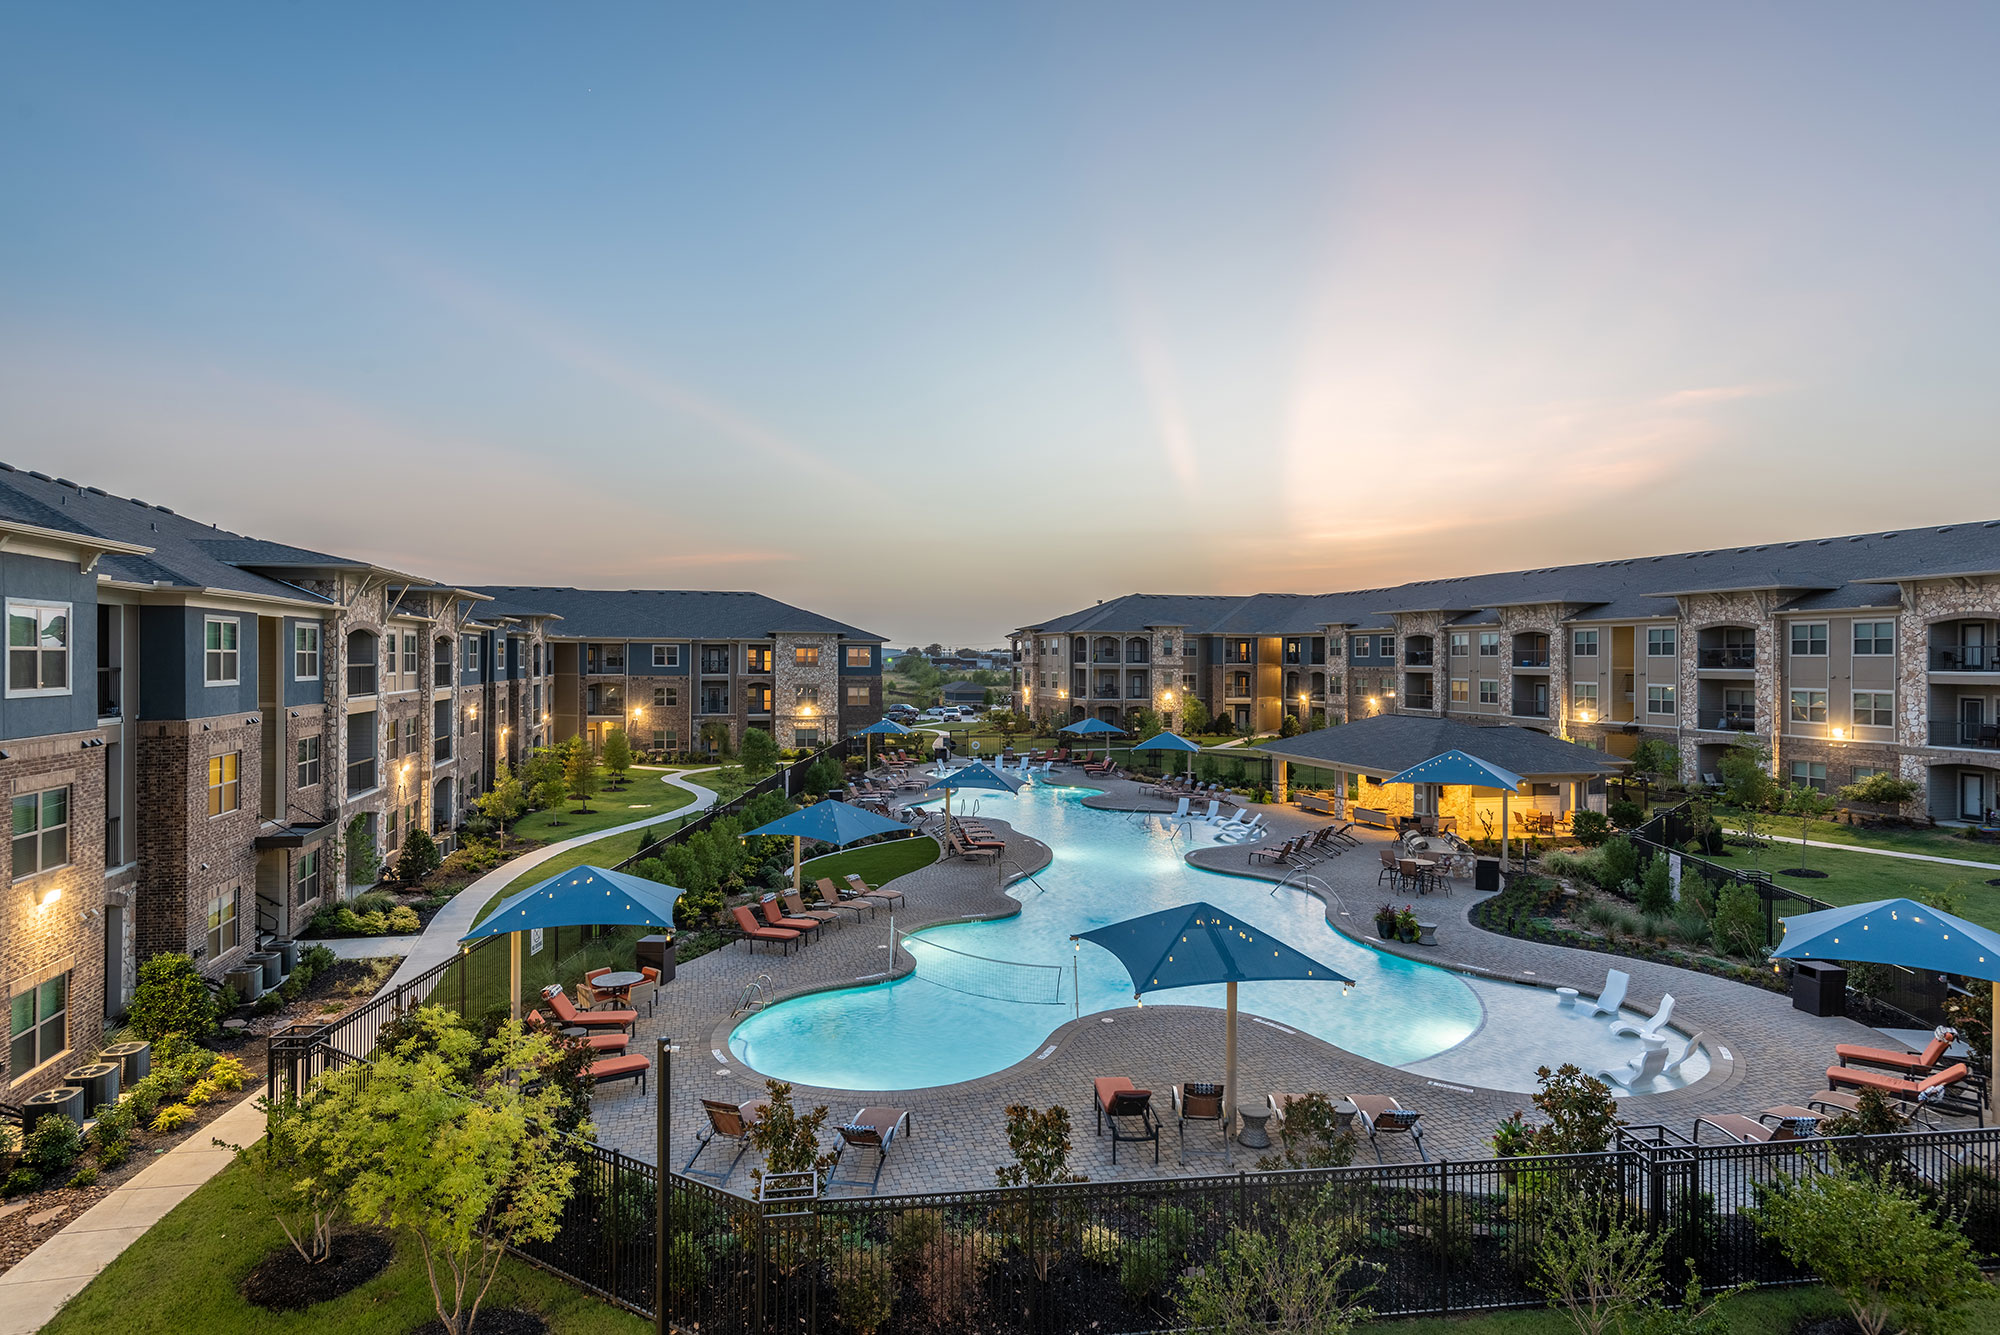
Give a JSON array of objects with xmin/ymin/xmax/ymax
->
[
  {"xmin": 35, "ymin": 885, "xmax": 61, "ymax": 909},
  {"xmin": 632, "ymin": 706, "xmax": 644, "ymax": 719},
  {"xmin": 1831, "ymin": 727, "xmax": 1846, "ymax": 741}
]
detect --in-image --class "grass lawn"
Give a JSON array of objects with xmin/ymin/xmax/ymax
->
[
  {"xmin": 1734, "ymin": 839, "xmax": 2000, "ymax": 929},
  {"xmin": 1363, "ymin": 1283, "xmax": 2000, "ymax": 1335},
  {"xmin": 507, "ymin": 765, "xmax": 697, "ymax": 845},
  {"xmin": 798, "ymin": 833, "xmax": 939, "ymax": 888},
  {"xmin": 43, "ymin": 1161, "xmax": 647, "ymax": 1335},
  {"xmin": 1717, "ymin": 805, "xmax": 2000, "ymax": 866}
]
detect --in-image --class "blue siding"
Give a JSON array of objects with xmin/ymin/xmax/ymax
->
[
  {"xmin": 629, "ymin": 643, "xmax": 689, "ymax": 676},
  {"xmin": 0, "ymin": 553, "xmax": 99, "ymax": 740},
  {"xmin": 839, "ymin": 643, "xmax": 881, "ymax": 675},
  {"xmin": 282, "ymin": 616, "xmax": 328, "ymax": 707},
  {"xmin": 139, "ymin": 606, "xmax": 259, "ymax": 720}
]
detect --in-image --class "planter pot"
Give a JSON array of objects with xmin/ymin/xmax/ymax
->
[
  {"xmin": 22, "ymin": 1085, "xmax": 84, "ymax": 1132},
  {"xmin": 66, "ymin": 1062, "xmax": 120, "ymax": 1111},
  {"xmin": 101, "ymin": 1040, "xmax": 151, "ymax": 1085}
]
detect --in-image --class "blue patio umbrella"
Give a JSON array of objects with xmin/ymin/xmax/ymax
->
[
  {"xmin": 1061, "ymin": 716, "xmax": 1126, "ymax": 760},
  {"xmin": 1773, "ymin": 897, "xmax": 2000, "ymax": 1074},
  {"xmin": 1381, "ymin": 749, "xmax": 1530, "ymax": 862},
  {"xmin": 855, "ymin": 717, "xmax": 912, "ymax": 771},
  {"xmin": 744, "ymin": 799, "xmax": 910, "ymax": 892},
  {"xmin": 460, "ymin": 864, "xmax": 688, "ymax": 1020},
  {"xmin": 1131, "ymin": 730, "xmax": 1201, "ymax": 780},
  {"xmin": 1074, "ymin": 901, "xmax": 1354, "ymax": 1146},
  {"xmin": 923, "ymin": 759, "xmax": 1023, "ymax": 829}
]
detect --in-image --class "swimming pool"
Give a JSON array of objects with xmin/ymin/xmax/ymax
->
[{"xmin": 728, "ymin": 783, "xmax": 1708, "ymax": 1095}]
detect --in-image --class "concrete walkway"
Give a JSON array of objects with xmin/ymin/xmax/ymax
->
[
  {"xmin": 380, "ymin": 767, "xmax": 719, "ymax": 992},
  {"xmin": 0, "ymin": 1089, "xmax": 268, "ymax": 1334}
]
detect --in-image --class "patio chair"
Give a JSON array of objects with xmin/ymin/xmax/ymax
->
[
  {"xmin": 1609, "ymin": 993, "xmax": 1676, "ymax": 1041},
  {"xmin": 542, "ymin": 986, "xmax": 638, "ymax": 1035},
  {"xmin": 781, "ymin": 889, "xmax": 842, "ymax": 929},
  {"xmin": 635, "ymin": 965, "xmax": 663, "ymax": 1017},
  {"xmin": 1694, "ymin": 1111, "xmax": 1820, "ymax": 1145},
  {"xmin": 1587, "ymin": 969, "xmax": 1631, "ymax": 1018},
  {"xmin": 1249, "ymin": 836, "xmax": 1300, "ymax": 866},
  {"xmin": 1170, "ymin": 1083, "xmax": 1228, "ymax": 1164},
  {"xmin": 1600, "ymin": 1044, "xmax": 1669, "ymax": 1090},
  {"xmin": 730, "ymin": 903, "xmax": 801, "ymax": 954},
  {"xmin": 525, "ymin": 1009, "xmax": 629, "ymax": 1053},
  {"xmin": 685, "ymin": 1097, "xmax": 769, "ymax": 1180},
  {"xmin": 759, "ymin": 895, "xmax": 823, "ymax": 941},
  {"xmin": 813, "ymin": 878, "xmax": 876, "ymax": 920},
  {"xmin": 1826, "ymin": 1061, "xmax": 1972, "ymax": 1108},
  {"xmin": 1800, "ymin": 1088, "xmax": 1944, "ymax": 1129},
  {"xmin": 1834, "ymin": 1028, "xmax": 1956, "ymax": 1075},
  {"xmin": 827, "ymin": 1107, "xmax": 912, "ymax": 1194},
  {"xmin": 846, "ymin": 874, "xmax": 905, "ymax": 909},
  {"xmin": 1198, "ymin": 799, "xmax": 1222, "ymax": 823},
  {"xmin": 1092, "ymin": 1077, "xmax": 1161, "ymax": 1164},
  {"xmin": 1172, "ymin": 796, "xmax": 1192, "ymax": 820},
  {"xmin": 1341, "ymin": 1094, "xmax": 1426, "ymax": 1162},
  {"xmin": 1662, "ymin": 1030, "xmax": 1704, "ymax": 1080},
  {"xmin": 1379, "ymin": 847, "xmax": 1403, "ymax": 885},
  {"xmin": 590, "ymin": 1052, "xmax": 651, "ymax": 1096}
]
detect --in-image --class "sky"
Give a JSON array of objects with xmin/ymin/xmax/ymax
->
[{"xmin": 4, "ymin": 4, "xmax": 1997, "ymax": 648}]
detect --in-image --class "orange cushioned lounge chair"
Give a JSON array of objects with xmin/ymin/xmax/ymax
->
[
  {"xmin": 526, "ymin": 1009, "xmax": 628, "ymax": 1053},
  {"xmin": 731, "ymin": 903, "xmax": 801, "ymax": 954},
  {"xmin": 1825, "ymin": 1061, "xmax": 1970, "ymax": 1106},
  {"xmin": 1834, "ymin": 1030, "xmax": 1955, "ymax": 1076},
  {"xmin": 542, "ymin": 986, "xmax": 638, "ymax": 1035}
]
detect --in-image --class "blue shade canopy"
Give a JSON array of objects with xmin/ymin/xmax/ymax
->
[
  {"xmin": 744, "ymin": 799, "xmax": 909, "ymax": 847},
  {"xmin": 924, "ymin": 760, "xmax": 1024, "ymax": 794},
  {"xmin": 1074, "ymin": 901, "xmax": 1355, "ymax": 997},
  {"xmin": 461, "ymin": 865, "xmax": 682, "ymax": 942},
  {"xmin": 1380, "ymin": 749, "xmax": 1528, "ymax": 791},
  {"xmin": 1130, "ymin": 732, "xmax": 1200, "ymax": 753},
  {"xmin": 1772, "ymin": 897, "xmax": 2000, "ymax": 982},
  {"xmin": 1061, "ymin": 718, "xmax": 1126, "ymax": 736},
  {"xmin": 857, "ymin": 718, "xmax": 912, "ymax": 736}
]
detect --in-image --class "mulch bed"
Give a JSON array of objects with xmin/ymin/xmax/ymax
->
[
  {"xmin": 414, "ymin": 1308, "xmax": 548, "ymax": 1335},
  {"xmin": 241, "ymin": 1228, "xmax": 394, "ymax": 1310},
  {"xmin": 238, "ymin": 959, "xmax": 402, "ymax": 1038}
]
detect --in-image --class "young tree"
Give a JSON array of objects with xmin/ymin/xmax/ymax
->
[
  {"xmin": 994, "ymin": 1104, "xmax": 1087, "ymax": 1282},
  {"xmin": 1782, "ymin": 782, "xmax": 1836, "ymax": 873},
  {"xmin": 1629, "ymin": 739, "xmax": 1681, "ymax": 809},
  {"xmin": 344, "ymin": 813, "xmax": 382, "ymax": 887},
  {"xmin": 1175, "ymin": 1186, "xmax": 1377, "ymax": 1335},
  {"xmin": 474, "ymin": 761, "xmax": 527, "ymax": 832},
  {"xmin": 698, "ymin": 719, "xmax": 734, "ymax": 759},
  {"xmin": 1532, "ymin": 1192, "xmax": 1663, "ymax": 1335},
  {"xmin": 532, "ymin": 771, "xmax": 569, "ymax": 822},
  {"xmin": 1718, "ymin": 736, "xmax": 1779, "ymax": 866},
  {"xmin": 600, "ymin": 727, "xmax": 633, "ymax": 788},
  {"xmin": 745, "ymin": 1079, "xmax": 835, "ymax": 1198},
  {"xmin": 1179, "ymin": 694, "xmax": 1211, "ymax": 736},
  {"xmin": 738, "ymin": 726, "xmax": 780, "ymax": 779},
  {"xmin": 521, "ymin": 747, "xmax": 565, "ymax": 808},
  {"xmin": 225, "ymin": 1089, "xmax": 355, "ymax": 1264},
  {"xmin": 395, "ymin": 827, "xmax": 443, "ymax": 885},
  {"xmin": 561, "ymin": 737, "xmax": 599, "ymax": 813}
]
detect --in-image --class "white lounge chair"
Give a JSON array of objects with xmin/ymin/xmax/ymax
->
[
  {"xmin": 1610, "ymin": 993, "xmax": 1677, "ymax": 1041},
  {"xmin": 1199, "ymin": 799, "xmax": 1222, "ymax": 823},
  {"xmin": 1662, "ymin": 1030, "xmax": 1703, "ymax": 1079},
  {"xmin": 1601, "ymin": 1044, "xmax": 1669, "ymax": 1090},
  {"xmin": 1172, "ymin": 796, "xmax": 1191, "ymax": 819},
  {"xmin": 1588, "ymin": 969, "xmax": 1631, "ymax": 1018}
]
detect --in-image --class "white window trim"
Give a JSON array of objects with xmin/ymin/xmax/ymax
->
[
  {"xmin": 1852, "ymin": 690, "xmax": 1894, "ymax": 727},
  {"xmin": 1647, "ymin": 684, "xmax": 1678, "ymax": 715},
  {"xmin": 6, "ymin": 599, "xmax": 73, "ymax": 699},
  {"xmin": 293, "ymin": 624, "xmax": 321, "ymax": 681},
  {"xmin": 1573, "ymin": 630, "xmax": 1599, "ymax": 655},
  {"xmin": 1790, "ymin": 622, "xmax": 1830, "ymax": 656},
  {"xmin": 1852, "ymin": 622, "xmax": 1895, "ymax": 655},
  {"xmin": 205, "ymin": 615, "xmax": 241, "ymax": 686},
  {"xmin": 1646, "ymin": 628, "xmax": 1676, "ymax": 657},
  {"xmin": 10, "ymin": 786, "xmax": 71, "ymax": 881}
]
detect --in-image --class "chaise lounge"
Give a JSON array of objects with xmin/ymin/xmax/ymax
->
[
  {"xmin": 731, "ymin": 903, "xmax": 801, "ymax": 954},
  {"xmin": 1834, "ymin": 1029, "xmax": 1956, "ymax": 1076},
  {"xmin": 590, "ymin": 1052, "xmax": 651, "ymax": 1096},
  {"xmin": 1340, "ymin": 1093, "xmax": 1426, "ymax": 1162},
  {"xmin": 1825, "ymin": 1061, "xmax": 1973, "ymax": 1110},
  {"xmin": 542, "ymin": 985, "xmax": 638, "ymax": 1036},
  {"xmin": 1093, "ymin": 1077, "xmax": 1161, "ymax": 1164},
  {"xmin": 685, "ymin": 1097, "xmax": 770, "ymax": 1180},
  {"xmin": 827, "ymin": 1106, "xmax": 912, "ymax": 1194}
]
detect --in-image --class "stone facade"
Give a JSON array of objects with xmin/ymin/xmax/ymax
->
[{"xmin": 774, "ymin": 633, "xmax": 840, "ymax": 748}]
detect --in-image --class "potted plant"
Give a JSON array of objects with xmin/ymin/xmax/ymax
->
[
  {"xmin": 1373, "ymin": 904, "xmax": 1399, "ymax": 938},
  {"xmin": 1395, "ymin": 906, "xmax": 1422, "ymax": 943}
]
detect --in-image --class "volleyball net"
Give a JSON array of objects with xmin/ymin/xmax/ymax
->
[{"xmin": 895, "ymin": 929, "xmax": 1066, "ymax": 1005}]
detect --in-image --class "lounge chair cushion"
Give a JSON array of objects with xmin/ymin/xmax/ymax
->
[{"xmin": 1185, "ymin": 1082, "xmax": 1222, "ymax": 1098}]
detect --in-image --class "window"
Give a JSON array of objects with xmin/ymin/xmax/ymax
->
[
  {"xmin": 1182, "ymin": 673, "xmax": 1198, "ymax": 693},
  {"xmin": 9, "ymin": 973, "xmax": 67, "ymax": 1074},
  {"xmin": 296, "ymin": 736, "xmax": 321, "ymax": 788},
  {"xmin": 1478, "ymin": 632, "xmax": 1500, "ymax": 657},
  {"xmin": 293, "ymin": 623, "xmax": 321, "ymax": 680},
  {"xmin": 1327, "ymin": 636, "xmax": 1344, "ymax": 657},
  {"xmin": 797, "ymin": 685, "xmax": 820, "ymax": 707},
  {"xmin": 1790, "ymin": 760, "xmax": 1828, "ymax": 791},
  {"xmin": 1450, "ymin": 678, "xmax": 1469, "ymax": 703},
  {"xmin": 294, "ymin": 849, "xmax": 322, "ymax": 904},
  {"xmin": 1574, "ymin": 681, "xmax": 1600, "ymax": 707},
  {"xmin": 1573, "ymin": 630, "xmax": 1599, "ymax": 656},
  {"xmin": 1789, "ymin": 689, "xmax": 1827, "ymax": 724},
  {"xmin": 796, "ymin": 727, "xmax": 821, "ymax": 747},
  {"xmin": 1790, "ymin": 623, "xmax": 1828, "ymax": 657},
  {"xmin": 207, "ymin": 889, "xmax": 239, "ymax": 958},
  {"xmin": 1380, "ymin": 637, "xmax": 1396, "ymax": 659},
  {"xmin": 844, "ymin": 646, "xmax": 872, "ymax": 668},
  {"xmin": 1851, "ymin": 766, "xmax": 1882, "ymax": 782},
  {"xmin": 10, "ymin": 788, "xmax": 69, "ymax": 879},
  {"xmin": 1161, "ymin": 637, "xmax": 1175, "ymax": 656},
  {"xmin": 207, "ymin": 752, "xmax": 241, "ymax": 815},
  {"xmin": 1449, "ymin": 633, "xmax": 1469, "ymax": 657},
  {"xmin": 386, "ymin": 805, "xmax": 400, "ymax": 850},
  {"xmin": 1853, "ymin": 691, "xmax": 1894, "ymax": 727},
  {"xmin": 1853, "ymin": 621, "xmax": 1894, "ymax": 655},
  {"xmin": 654, "ymin": 644, "xmax": 679, "ymax": 668},
  {"xmin": 1646, "ymin": 627, "xmax": 1676, "ymax": 657},
  {"xmin": 204, "ymin": 617, "xmax": 240, "ymax": 684},
  {"xmin": 464, "ymin": 636, "xmax": 482, "ymax": 673},
  {"xmin": 6, "ymin": 601, "xmax": 70, "ymax": 696},
  {"xmin": 792, "ymin": 646, "xmax": 819, "ymax": 666},
  {"xmin": 1647, "ymin": 684, "xmax": 1677, "ymax": 716},
  {"xmin": 845, "ymin": 682, "xmax": 871, "ymax": 705},
  {"xmin": 651, "ymin": 728, "xmax": 667, "ymax": 750},
  {"xmin": 401, "ymin": 632, "xmax": 419, "ymax": 675},
  {"xmin": 1478, "ymin": 679, "xmax": 1499, "ymax": 705}
]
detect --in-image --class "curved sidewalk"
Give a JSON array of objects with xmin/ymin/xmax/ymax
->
[{"xmin": 377, "ymin": 767, "xmax": 720, "ymax": 992}]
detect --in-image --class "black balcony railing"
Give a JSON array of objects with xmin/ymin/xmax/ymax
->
[
  {"xmin": 433, "ymin": 737, "xmax": 451, "ymax": 762},
  {"xmin": 699, "ymin": 695, "xmax": 729, "ymax": 715},
  {"xmin": 1698, "ymin": 647, "xmax": 1756, "ymax": 670},
  {"xmin": 1512, "ymin": 700, "xmax": 1550, "ymax": 718},
  {"xmin": 1403, "ymin": 649, "xmax": 1433, "ymax": 666},
  {"xmin": 1405, "ymin": 695, "xmax": 1436, "ymax": 711},
  {"xmin": 346, "ymin": 757, "xmax": 376, "ymax": 795},
  {"xmin": 700, "ymin": 654, "xmax": 730, "ymax": 674},
  {"xmin": 1513, "ymin": 652, "xmax": 1550, "ymax": 668},
  {"xmin": 1933, "ymin": 646, "xmax": 1998, "ymax": 671},
  {"xmin": 1930, "ymin": 719, "xmax": 2000, "ymax": 748},
  {"xmin": 347, "ymin": 663, "xmax": 377, "ymax": 696},
  {"xmin": 1698, "ymin": 709, "xmax": 1759, "ymax": 732}
]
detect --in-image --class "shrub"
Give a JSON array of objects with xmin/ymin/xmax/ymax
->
[
  {"xmin": 1256, "ymin": 1092, "xmax": 1358, "ymax": 1171},
  {"xmin": 1837, "ymin": 772, "xmax": 1921, "ymax": 807},
  {"xmin": 1711, "ymin": 881, "xmax": 1766, "ymax": 958},
  {"xmin": 1495, "ymin": 1064, "xmax": 1622, "ymax": 1157},
  {"xmin": 1597, "ymin": 836, "xmax": 1639, "ymax": 889},
  {"xmin": 96, "ymin": 1140, "xmax": 131, "ymax": 1169},
  {"xmin": 125, "ymin": 1072, "xmax": 170, "ymax": 1121},
  {"xmin": 1607, "ymin": 799, "xmax": 1645, "ymax": 830},
  {"xmin": 387, "ymin": 905, "xmax": 421, "ymax": 933},
  {"xmin": 2, "ymin": 1168, "xmax": 39, "ymax": 1196},
  {"xmin": 1175, "ymin": 1186, "xmax": 1376, "ymax": 1335},
  {"xmin": 994, "ymin": 1103, "xmax": 1086, "ymax": 1281},
  {"xmin": 129, "ymin": 953, "xmax": 217, "ymax": 1041},
  {"xmin": 1568, "ymin": 810, "xmax": 1611, "ymax": 847},
  {"xmin": 344, "ymin": 813, "xmax": 382, "ymax": 885},
  {"xmin": 744, "ymin": 1079, "xmax": 834, "ymax": 1198},
  {"xmin": 1637, "ymin": 856, "xmax": 1674, "ymax": 917},
  {"xmin": 830, "ymin": 1244, "xmax": 894, "ymax": 1335},
  {"xmin": 67, "ymin": 1166, "xmax": 98, "ymax": 1189},
  {"xmin": 1080, "ymin": 1223, "xmax": 1124, "ymax": 1266},
  {"xmin": 150, "ymin": 1103, "xmax": 197, "ymax": 1133},
  {"xmin": 20, "ymin": 1116, "xmax": 82, "ymax": 1181},
  {"xmin": 395, "ymin": 828, "xmax": 443, "ymax": 884},
  {"xmin": 1120, "ymin": 1233, "xmax": 1180, "ymax": 1301},
  {"xmin": 1532, "ymin": 1191, "xmax": 1662, "ymax": 1335},
  {"xmin": 1753, "ymin": 1163, "xmax": 1986, "ymax": 1335}
]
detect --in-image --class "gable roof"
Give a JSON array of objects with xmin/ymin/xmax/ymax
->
[
  {"xmin": 463, "ymin": 587, "xmax": 884, "ymax": 642},
  {"xmin": 1249, "ymin": 713, "xmax": 1627, "ymax": 780}
]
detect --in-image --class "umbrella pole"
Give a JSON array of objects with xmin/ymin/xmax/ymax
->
[
  {"xmin": 1224, "ymin": 980, "xmax": 1238, "ymax": 1164},
  {"xmin": 1501, "ymin": 790, "xmax": 1510, "ymax": 873},
  {"xmin": 793, "ymin": 835, "xmax": 801, "ymax": 894},
  {"xmin": 1993, "ymin": 980, "xmax": 1998, "ymax": 1127},
  {"xmin": 510, "ymin": 930, "xmax": 522, "ymax": 1023}
]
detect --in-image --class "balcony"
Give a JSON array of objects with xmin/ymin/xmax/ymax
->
[
  {"xmin": 346, "ymin": 757, "xmax": 377, "ymax": 796},
  {"xmin": 699, "ymin": 694, "xmax": 730, "ymax": 715},
  {"xmin": 1697, "ymin": 647, "xmax": 1756, "ymax": 670},
  {"xmin": 1512, "ymin": 652, "xmax": 1550, "ymax": 669},
  {"xmin": 699, "ymin": 654, "xmax": 730, "ymax": 675},
  {"xmin": 1512, "ymin": 700, "xmax": 1550, "ymax": 719},
  {"xmin": 1933, "ymin": 647, "xmax": 1998, "ymax": 672},
  {"xmin": 1698, "ymin": 709, "xmax": 1759, "ymax": 732},
  {"xmin": 434, "ymin": 662, "xmax": 452, "ymax": 688},
  {"xmin": 1125, "ymin": 651, "xmax": 1150, "ymax": 664},
  {"xmin": 434, "ymin": 736, "xmax": 451, "ymax": 762},
  {"xmin": 1930, "ymin": 719, "xmax": 2000, "ymax": 749},
  {"xmin": 1404, "ymin": 649, "xmax": 1433, "ymax": 666},
  {"xmin": 1404, "ymin": 695, "xmax": 1436, "ymax": 711},
  {"xmin": 346, "ymin": 663, "xmax": 376, "ymax": 697}
]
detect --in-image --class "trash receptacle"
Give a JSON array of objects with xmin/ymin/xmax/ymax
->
[
  {"xmin": 1474, "ymin": 857, "xmax": 1502, "ymax": 893},
  {"xmin": 1792, "ymin": 960, "xmax": 1847, "ymax": 1017},
  {"xmin": 636, "ymin": 934, "xmax": 676, "ymax": 983}
]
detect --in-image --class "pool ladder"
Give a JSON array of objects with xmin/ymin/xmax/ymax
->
[
  {"xmin": 999, "ymin": 859, "xmax": 1050, "ymax": 895},
  {"xmin": 733, "ymin": 973, "xmax": 775, "ymax": 1017},
  {"xmin": 1271, "ymin": 867, "xmax": 1354, "ymax": 922}
]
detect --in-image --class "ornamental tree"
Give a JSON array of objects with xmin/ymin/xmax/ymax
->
[{"xmin": 601, "ymin": 727, "xmax": 633, "ymax": 787}]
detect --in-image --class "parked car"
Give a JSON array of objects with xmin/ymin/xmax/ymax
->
[{"xmin": 919, "ymin": 707, "xmax": 951, "ymax": 721}]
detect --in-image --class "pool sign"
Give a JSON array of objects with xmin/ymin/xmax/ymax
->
[{"xmin": 530, "ymin": 928, "xmax": 544, "ymax": 955}]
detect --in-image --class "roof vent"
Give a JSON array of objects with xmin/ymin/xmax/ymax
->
[
  {"xmin": 1882, "ymin": 532, "xmax": 1897, "ymax": 539},
  {"xmin": 54, "ymin": 477, "xmax": 76, "ymax": 489},
  {"xmin": 157, "ymin": 506, "xmax": 174, "ymax": 515},
  {"xmin": 1849, "ymin": 536, "xmax": 1864, "ymax": 542},
  {"xmin": 1937, "ymin": 526, "xmax": 1951, "ymax": 534},
  {"xmin": 1785, "ymin": 542, "xmax": 1798, "ymax": 549},
  {"xmin": 85, "ymin": 486, "xmax": 105, "ymax": 496},
  {"xmin": 1817, "ymin": 540, "xmax": 1831, "ymax": 545},
  {"xmin": 28, "ymin": 470, "xmax": 51, "ymax": 481},
  {"xmin": 130, "ymin": 496, "xmax": 147, "ymax": 505},
  {"xmin": 0, "ymin": 461, "xmax": 11, "ymax": 471}
]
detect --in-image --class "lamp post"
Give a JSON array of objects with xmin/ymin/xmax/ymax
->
[{"xmin": 654, "ymin": 1035, "xmax": 680, "ymax": 1335}]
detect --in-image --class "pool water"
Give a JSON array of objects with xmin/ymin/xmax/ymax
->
[{"xmin": 728, "ymin": 783, "xmax": 1708, "ymax": 1095}]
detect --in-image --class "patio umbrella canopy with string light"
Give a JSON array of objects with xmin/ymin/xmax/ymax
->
[
  {"xmin": 1772, "ymin": 896, "xmax": 2000, "ymax": 1090},
  {"xmin": 1131, "ymin": 730, "xmax": 1201, "ymax": 781},
  {"xmin": 743, "ymin": 798, "xmax": 911, "ymax": 892},
  {"xmin": 1380, "ymin": 749, "xmax": 1529, "ymax": 863},
  {"xmin": 856, "ymin": 716, "xmax": 912, "ymax": 770},
  {"xmin": 1061, "ymin": 716, "xmax": 1125, "ymax": 761},
  {"xmin": 1074, "ymin": 901, "xmax": 1354, "ymax": 1151},
  {"xmin": 461, "ymin": 864, "xmax": 686, "ymax": 1021},
  {"xmin": 923, "ymin": 758, "xmax": 1024, "ymax": 823}
]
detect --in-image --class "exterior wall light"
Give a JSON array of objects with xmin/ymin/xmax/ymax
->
[{"xmin": 35, "ymin": 885, "xmax": 62, "ymax": 909}]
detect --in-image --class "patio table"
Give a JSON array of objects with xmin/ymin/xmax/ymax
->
[{"xmin": 592, "ymin": 970, "xmax": 646, "ymax": 1005}]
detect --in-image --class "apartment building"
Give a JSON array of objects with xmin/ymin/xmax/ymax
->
[
  {"xmin": 0, "ymin": 464, "xmax": 876, "ymax": 1099},
  {"xmin": 467, "ymin": 588, "xmax": 886, "ymax": 755},
  {"xmin": 1014, "ymin": 521, "xmax": 2000, "ymax": 825}
]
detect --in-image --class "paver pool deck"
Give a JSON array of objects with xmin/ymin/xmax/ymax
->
[{"xmin": 588, "ymin": 772, "xmax": 1925, "ymax": 1195}]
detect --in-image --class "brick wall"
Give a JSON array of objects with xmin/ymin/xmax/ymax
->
[{"xmin": 134, "ymin": 713, "xmax": 260, "ymax": 977}]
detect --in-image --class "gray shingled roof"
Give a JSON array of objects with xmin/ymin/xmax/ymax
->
[
  {"xmin": 1250, "ymin": 714, "xmax": 1627, "ymax": 779},
  {"xmin": 1019, "ymin": 519, "xmax": 2000, "ymax": 636},
  {"xmin": 463, "ymin": 587, "xmax": 884, "ymax": 641}
]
